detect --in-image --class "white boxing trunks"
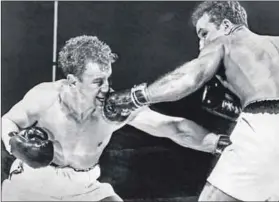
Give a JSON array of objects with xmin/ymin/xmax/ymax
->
[
  {"xmin": 207, "ymin": 100, "xmax": 279, "ymax": 201},
  {"xmin": 2, "ymin": 159, "xmax": 117, "ymax": 201}
]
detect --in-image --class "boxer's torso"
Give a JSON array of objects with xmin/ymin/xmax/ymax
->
[
  {"xmin": 219, "ymin": 27, "xmax": 279, "ymax": 107},
  {"xmin": 35, "ymin": 80, "xmax": 126, "ymax": 170}
]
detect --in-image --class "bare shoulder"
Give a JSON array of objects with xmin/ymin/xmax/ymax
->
[
  {"xmin": 24, "ymin": 81, "xmax": 61, "ymax": 99},
  {"xmin": 199, "ymin": 36, "xmax": 226, "ymax": 57},
  {"xmin": 265, "ymin": 35, "xmax": 279, "ymax": 41},
  {"xmin": 266, "ymin": 36, "xmax": 279, "ymax": 48},
  {"xmin": 22, "ymin": 80, "xmax": 63, "ymax": 112}
]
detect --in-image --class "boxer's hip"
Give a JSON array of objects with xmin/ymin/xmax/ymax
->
[
  {"xmin": 242, "ymin": 99, "xmax": 279, "ymax": 114},
  {"xmin": 207, "ymin": 99, "xmax": 279, "ymax": 201},
  {"xmin": 8, "ymin": 159, "xmax": 101, "ymax": 184},
  {"xmin": 231, "ymin": 99, "xmax": 279, "ymax": 154},
  {"xmin": 2, "ymin": 159, "xmax": 110, "ymax": 201}
]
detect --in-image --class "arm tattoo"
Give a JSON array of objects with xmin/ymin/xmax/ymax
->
[{"xmin": 155, "ymin": 68, "xmax": 187, "ymax": 86}]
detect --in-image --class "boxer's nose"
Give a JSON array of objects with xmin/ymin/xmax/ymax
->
[
  {"xmin": 100, "ymin": 80, "xmax": 109, "ymax": 94},
  {"xmin": 199, "ymin": 40, "xmax": 204, "ymax": 51}
]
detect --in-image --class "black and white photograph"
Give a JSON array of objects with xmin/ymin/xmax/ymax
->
[{"xmin": 1, "ymin": 1, "xmax": 279, "ymax": 201}]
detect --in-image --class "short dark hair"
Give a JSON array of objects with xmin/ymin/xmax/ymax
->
[
  {"xmin": 58, "ymin": 35, "xmax": 117, "ymax": 79},
  {"xmin": 191, "ymin": 1, "xmax": 248, "ymax": 27}
]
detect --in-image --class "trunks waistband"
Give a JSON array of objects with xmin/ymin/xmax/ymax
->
[
  {"xmin": 50, "ymin": 162, "xmax": 97, "ymax": 172},
  {"xmin": 243, "ymin": 99, "xmax": 279, "ymax": 114}
]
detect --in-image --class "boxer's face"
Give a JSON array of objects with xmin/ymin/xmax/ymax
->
[
  {"xmin": 196, "ymin": 13, "xmax": 231, "ymax": 51},
  {"xmin": 70, "ymin": 60, "xmax": 111, "ymax": 107}
]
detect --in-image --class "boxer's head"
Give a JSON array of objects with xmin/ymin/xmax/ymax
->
[
  {"xmin": 191, "ymin": 1, "xmax": 248, "ymax": 50},
  {"xmin": 58, "ymin": 35, "xmax": 117, "ymax": 106}
]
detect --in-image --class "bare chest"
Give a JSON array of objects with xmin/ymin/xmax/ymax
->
[{"xmin": 36, "ymin": 101, "xmax": 118, "ymax": 165}]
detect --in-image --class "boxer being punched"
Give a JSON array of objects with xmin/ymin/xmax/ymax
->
[
  {"xmin": 105, "ymin": 1, "xmax": 279, "ymax": 201},
  {"xmin": 2, "ymin": 35, "xmax": 224, "ymax": 201}
]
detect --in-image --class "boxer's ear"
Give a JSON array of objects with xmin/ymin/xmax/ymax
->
[
  {"xmin": 221, "ymin": 19, "xmax": 233, "ymax": 35},
  {"xmin": 67, "ymin": 74, "xmax": 78, "ymax": 86}
]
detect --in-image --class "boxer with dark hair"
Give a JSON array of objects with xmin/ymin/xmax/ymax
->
[
  {"xmin": 105, "ymin": 1, "xmax": 279, "ymax": 201},
  {"xmin": 2, "ymin": 35, "xmax": 224, "ymax": 201}
]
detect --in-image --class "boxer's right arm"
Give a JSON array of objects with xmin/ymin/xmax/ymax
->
[
  {"xmin": 103, "ymin": 37, "xmax": 226, "ymax": 114},
  {"xmin": 2, "ymin": 82, "xmax": 57, "ymax": 154},
  {"xmin": 128, "ymin": 107, "xmax": 221, "ymax": 153}
]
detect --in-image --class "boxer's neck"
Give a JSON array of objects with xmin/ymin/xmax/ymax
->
[
  {"xmin": 227, "ymin": 24, "xmax": 246, "ymax": 35},
  {"xmin": 59, "ymin": 84, "xmax": 96, "ymax": 122}
]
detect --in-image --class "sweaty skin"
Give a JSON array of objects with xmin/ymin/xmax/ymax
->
[
  {"xmin": 2, "ymin": 61, "xmax": 218, "ymax": 171},
  {"xmin": 2, "ymin": 81, "xmax": 120, "ymax": 170},
  {"xmin": 221, "ymin": 29, "xmax": 279, "ymax": 106},
  {"xmin": 146, "ymin": 15, "xmax": 279, "ymax": 107}
]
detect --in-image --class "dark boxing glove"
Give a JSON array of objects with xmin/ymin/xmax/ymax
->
[
  {"xmin": 201, "ymin": 76, "xmax": 242, "ymax": 121},
  {"xmin": 214, "ymin": 135, "xmax": 232, "ymax": 155},
  {"xmin": 103, "ymin": 83, "xmax": 150, "ymax": 123},
  {"xmin": 9, "ymin": 127, "xmax": 54, "ymax": 169}
]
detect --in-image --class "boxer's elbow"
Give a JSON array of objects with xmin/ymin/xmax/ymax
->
[
  {"xmin": 162, "ymin": 119, "xmax": 194, "ymax": 143},
  {"xmin": 169, "ymin": 44, "xmax": 222, "ymax": 100},
  {"xmin": 137, "ymin": 119, "xmax": 183, "ymax": 139},
  {"xmin": 2, "ymin": 115, "xmax": 19, "ymax": 133},
  {"xmin": 176, "ymin": 117, "xmax": 208, "ymax": 135},
  {"xmin": 1, "ymin": 116, "xmax": 19, "ymax": 153},
  {"xmin": 174, "ymin": 60, "xmax": 210, "ymax": 98},
  {"xmin": 192, "ymin": 60, "xmax": 213, "ymax": 90},
  {"xmin": 159, "ymin": 119, "xmax": 183, "ymax": 138}
]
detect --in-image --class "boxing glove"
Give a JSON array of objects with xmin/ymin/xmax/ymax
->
[
  {"xmin": 9, "ymin": 127, "xmax": 54, "ymax": 169},
  {"xmin": 201, "ymin": 76, "xmax": 241, "ymax": 121},
  {"xmin": 103, "ymin": 83, "xmax": 150, "ymax": 123}
]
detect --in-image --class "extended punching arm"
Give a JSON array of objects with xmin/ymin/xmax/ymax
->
[{"xmin": 103, "ymin": 39, "xmax": 225, "ymax": 122}]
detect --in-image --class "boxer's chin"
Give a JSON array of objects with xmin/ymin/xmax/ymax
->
[{"xmin": 95, "ymin": 98, "xmax": 105, "ymax": 107}]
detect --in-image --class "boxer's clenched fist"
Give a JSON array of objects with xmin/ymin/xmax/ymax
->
[
  {"xmin": 201, "ymin": 76, "xmax": 242, "ymax": 121},
  {"xmin": 103, "ymin": 91, "xmax": 132, "ymax": 123},
  {"xmin": 103, "ymin": 83, "xmax": 150, "ymax": 123},
  {"xmin": 9, "ymin": 127, "xmax": 54, "ymax": 169}
]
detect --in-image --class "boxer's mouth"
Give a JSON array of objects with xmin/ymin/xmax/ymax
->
[
  {"xmin": 96, "ymin": 97, "xmax": 105, "ymax": 103},
  {"xmin": 96, "ymin": 92, "xmax": 107, "ymax": 104}
]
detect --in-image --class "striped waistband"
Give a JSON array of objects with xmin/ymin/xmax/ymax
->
[
  {"xmin": 50, "ymin": 162, "xmax": 97, "ymax": 172},
  {"xmin": 243, "ymin": 99, "xmax": 279, "ymax": 114}
]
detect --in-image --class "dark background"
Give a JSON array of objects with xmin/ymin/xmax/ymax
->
[{"xmin": 2, "ymin": 1, "xmax": 279, "ymax": 200}]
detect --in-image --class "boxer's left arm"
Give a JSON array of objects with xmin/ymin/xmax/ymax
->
[
  {"xmin": 127, "ymin": 107, "xmax": 220, "ymax": 153},
  {"xmin": 2, "ymin": 83, "xmax": 57, "ymax": 154}
]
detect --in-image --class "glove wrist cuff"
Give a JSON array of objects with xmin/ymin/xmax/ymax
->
[
  {"xmin": 131, "ymin": 83, "xmax": 150, "ymax": 108},
  {"xmin": 6, "ymin": 131, "xmax": 18, "ymax": 154},
  {"xmin": 214, "ymin": 134, "xmax": 231, "ymax": 155}
]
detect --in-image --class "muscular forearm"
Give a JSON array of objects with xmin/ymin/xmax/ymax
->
[
  {"xmin": 147, "ymin": 59, "xmax": 206, "ymax": 103},
  {"xmin": 188, "ymin": 132, "xmax": 219, "ymax": 153},
  {"xmin": 131, "ymin": 120, "xmax": 218, "ymax": 153},
  {"xmin": 129, "ymin": 109, "xmax": 219, "ymax": 153},
  {"xmin": 128, "ymin": 108, "xmax": 182, "ymax": 138},
  {"xmin": 169, "ymin": 119, "xmax": 219, "ymax": 153},
  {"xmin": 2, "ymin": 116, "xmax": 20, "ymax": 154}
]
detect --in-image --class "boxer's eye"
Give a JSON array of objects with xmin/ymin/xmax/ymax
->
[
  {"xmin": 201, "ymin": 31, "xmax": 208, "ymax": 38},
  {"xmin": 92, "ymin": 78, "xmax": 104, "ymax": 86}
]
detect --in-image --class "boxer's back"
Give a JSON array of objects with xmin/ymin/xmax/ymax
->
[{"xmin": 222, "ymin": 28, "xmax": 279, "ymax": 106}]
